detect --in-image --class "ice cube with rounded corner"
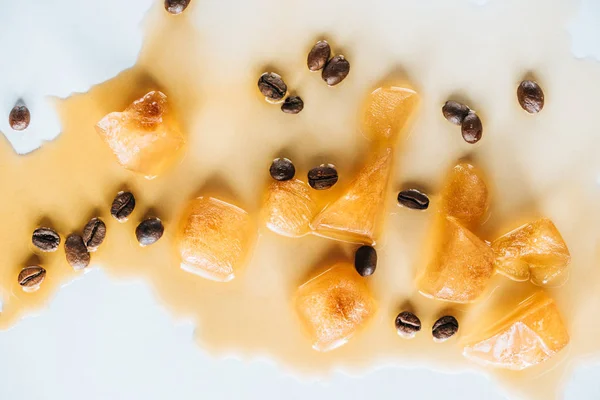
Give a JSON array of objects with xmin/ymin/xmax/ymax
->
[
  {"xmin": 177, "ymin": 197, "xmax": 254, "ymax": 282},
  {"xmin": 263, "ymin": 179, "xmax": 318, "ymax": 237},
  {"xmin": 441, "ymin": 162, "xmax": 489, "ymax": 227},
  {"xmin": 295, "ymin": 263, "xmax": 377, "ymax": 351}
]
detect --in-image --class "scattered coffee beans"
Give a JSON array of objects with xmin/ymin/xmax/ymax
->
[
  {"xmin": 111, "ymin": 191, "xmax": 136, "ymax": 222},
  {"xmin": 442, "ymin": 101, "xmax": 470, "ymax": 125},
  {"xmin": 9, "ymin": 102, "xmax": 31, "ymax": 131},
  {"xmin": 354, "ymin": 245, "xmax": 377, "ymax": 277},
  {"xmin": 281, "ymin": 96, "xmax": 304, "ymax": 114},
  {"xmin": 395, "ymin": 311, "xmax": 422, "ymax": 339},
  {"xmin": 258, "ymin": 72, "xmax": 287, "ymax": 102},
  {"xmin": 307, "ymin": 40, "xmax": 331, "ymax": 71},
  {"xmin": 32, "ymin": 227, "xmax": 60, "ymax": 252},
  {"xmin": 461, "ymin": 112, "xmax": 483, "ymax": 144},
  {"xmin": 18, "ymin": 266, "xmax": 46, "ymax": 292},
  {"xmin": 164, "ymin": 0, "xmax": 191, "ymax": 14},
  {"xmin": 308, "ymin": 164, "xmax": 338, "ymax": 190},
  {"xmin": 432, "ymin": 315, "xmax": 459, "ymax": 342},
  {"xmin": 65, "ymin": 234, "xmax": 91, "ymax": 270},
  {"xmin": 136, "ymin": 218, "xmax": 164, "ymax": 246},
  {"xmin": 270, "ymin": 158, "xmax": 295, "ymax": 181},
  {"xmin": 82, "ymin": 217, "xmax": 106, "ymax": 252},
  {"xmin": 517, "ymin": 80, "xmax": 544, "ymax": 114},
  {"xmin": 397, "ymin": 189, "xmax": 429, "ymax": 210},
  {"xmin": 322, "ymin": 55, "xmax": 350, "ymax": 86}
]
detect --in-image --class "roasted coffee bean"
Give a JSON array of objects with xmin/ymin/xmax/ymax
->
[
  {"xmin": 307, "ymin": 40, "xmax": 331, "ymax": 71},
  {"xmin": 82, "ymin": 217, "xmax": 106, "ymax": 252},
  {"xmin": 281, "ymin": 96, "xmax": 304, "ymax": 114},
  {"xmin": 397, "ymin": 189, "xmax": 430, "ymax": 210},
  {"xmin": 258, "ymin": 72, "xmax": 287, "ymax": 102},
  {"xmin": 111, "ymin": 191, "xmax": 136, "ymax": 222},
  {"xmin": 18, "ymin": 266, "xmax": 46, "ymax": 292},
  {"xmin": 354, "ymin": 245, "xmax": 377, "ymax": 277},
  {"xmin": 164, "ymin": 0, "xmax": 191, "ymax": 14},
  {"xmin": 136, "ymin": 217, "xmax": 164, "ymax": 246},
  {"xmin": 517, "ymin": 80, "xmax": 544, "ymax": 114},
  {"xmin": 32, "ymin": 227, "xmax": 60, "ymax": 252},
  {"xmin": 308, "ymin": 164, "xmax": 338, "ymax": 190},
  {"xmin": 9, "ymin": 102, "xmax": 31, "ymax": 131},
  {"xmin": 432, "ymin": 315, "xmax": 459, "ymax": 342},
  {"xmin": 270, "ymin": 158, "xmax": 295, "ymax": 181},
  {"xmin": 461, "ymin": 112, "xmax": 483, "ymax": 144},
  {"xmin": 395, "ymin": 311, "xmax": 422, "ymax": 339},
  {"xmin": 65, "ymin": 234, "xmax": 91, "ymax": 270},
  {"xmin": 321, "ymin": 55, "xmax": 350, "ymax": 86},
  {"xmin": 442, "ymin": 100, "xmax": 470, "ymax": 125}
]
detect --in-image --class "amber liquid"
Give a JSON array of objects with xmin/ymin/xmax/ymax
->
[{"xmin": 1, "ymin": 1, "xmax": 600, "ymax": 399}]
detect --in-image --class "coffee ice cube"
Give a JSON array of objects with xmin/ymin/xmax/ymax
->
[
  {"xmin": 361, "ymin": 86, "xmax": 419, "ymax": 143},
  {"xmin": 417, "ymin": 215, "xmax": 495, "ymax": 303},
  {"xmin": 295, "ymin": 263, "xmax": 377, "ymax": 351},
  {"xmin": 177, "ymin": 197, "xmax": 254, "ymax": 282},
  {"xmin": 95, "ymin": 91, "xmax": 185, "ymax": 179},
  {"xmin": 463, "ymin": 291, "xmax": 570, "ymax": 370},
  {"xmin": 492, "ymin": 218, "xmax": 570, "ymax": 287},
  {"xmin": 263, "ymin": 179, "xmax": 318, "ymax": 237},
  {"xmin": 311, "ymin": 146, "xmax": 393, "ymax": 244},
  {"xmin": 441, "ymin": 162, "xmax": 489, "ymax": 227}
]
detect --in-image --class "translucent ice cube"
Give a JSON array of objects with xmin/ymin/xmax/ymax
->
[
  {"xmin": 262, "ymin": 179, "xmax": 318, "ymax": 237},
  {"xmin": 177, "ymin": 197, "xmax": 254, "ymax": 282},
  {"xmin": 463, "ymin": 291, "xmax": 570, "ymax": 370},
  {"xmin": 311, "ymin": 146, "xmax": 393, "ymax": 244},
  {"xmin": 417, "ymin": 215, "xmax": 495, "ymax": 303},
  {"xmin": 441, "ymin": 162, "xmax": 489, "ymax": 227},
  {"xmin": 492, "ymin": 218, "xmax": 570, "ymax": 287},
  {"xmin": 295, "ymin": 263, "xmax": 377, "ymax": 351},
  {"xmin": 361, "ymin": 86, "xmax": 419, "ymax": 143},
  {"xmin": 95, "ymin": 91, "xmax": 185, "ymax": 179}
]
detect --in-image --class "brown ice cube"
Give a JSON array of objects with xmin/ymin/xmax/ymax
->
[
  {"xmin": 95, "ymin": 91, "xmax": 185, "ymax": 179},
  {"xmin": 262, "ymin": 179, "xmax": 318, "ymax": 237},
  {"xmin": 361, "ymin": 86, "xmax": 419, "ymax": 144},
  {"xmin": 311, "ymin": 146, "xmax": 393, "ymax": 244},
  {"xmin": 177, "ymin": 197, "xmax": 254, "ymax": 282},
  {"xmin": 441, "ymin": 162, "xmax": 489, "ymax": 227},
  {"xmin": 492, "ymin": 218, "xmax": 570, "ymax": 287},
  {"xmin": 417, "ymin": 215, "xmax": 495, "ymax": 303},
  {"xmin": 463, "ymin": 291, "xmax": 570, "ymax": 370},
  {"xmin": 295, "ymin": 263, "xmax": 377, "ymax": 351}
]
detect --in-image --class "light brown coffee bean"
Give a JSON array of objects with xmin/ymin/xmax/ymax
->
[{"xmin": 18, "ymin": 266, "xmax": 46, "ymax": 292}]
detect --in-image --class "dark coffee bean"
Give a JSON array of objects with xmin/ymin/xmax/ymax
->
[
  {"xmin": 308, "ymin": 164, "xmax": 338, "ymax": 190},
  {"xmin": 281, "ymin": 96, "xmax": 304, "ymax": 114},
  {"xmin": 258, "ymin": 72, "xmax": 287, "ymax": 102},
  {"xmin": 164, "ymin": 0, "xmax": 191, "ymax": 14},
  {"xmin": 136, "ymin": 218, "xmax": 164, "ymax": 246},
  {"xmin": 32, "ymin": 227, "xmax": 60, "ymax": 252},
  {"xmin": 432, "ymin": 315, "xmax": 459, "ymax": 342},
  {"xmin": 111, "ymin": 191, "xmax": 136, "ymax": 222},
  {"xmin": 517, "ymin": 80, "xmax": 544, "ymax": 114},
  {"xmin": 270, "ymin": 158, "xmax": 295, "ymax": 181},
  {"xmin": 18, "ymin": 266, "xmax": 46, "ymax": 292},
  {"xmin": 395, "ymin": 311, "xmax": 422, "ymax": 339},
  {"xmin": 307, "ymin": 40, "xmax": 331, "ymax": 71},
  {"xmin": 65, "ymin": 234, "xmax": 90, "ymax": 270},
  {"xmin": 442, "ymin": 100, "xmax": 470, "ymax": 125},
  {"xmin": 321, "ymin": 55, "xmax": 350, "ymax": 86},
  {"xmin": 82, "ymin": 218, "xmax": 106, "ymax": 252},
  {"xmin": 9, "ymin": 102, "xmax": 31, "ymax": 131},
  {"xmin": 354, "ymin": 245, "xmax": 377, "ymax": 277},
  {"xmin": 461, "ymin": 112, "xmax": 483, "ymax": 144},
  {"xmin": 397, "ymin": 189, "xmax": 430, "ymax": 210}
]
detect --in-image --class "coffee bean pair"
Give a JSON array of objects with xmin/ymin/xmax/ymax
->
[
  {"xmin": 395, "ymin": 312, "xmax": 459, "ymax": 342},
  {"xmin": 307, "ymin": 40, "xmax": 350, "ymax": 86},
  {"xmin": 111, "ymin": 191, "xmax": 164, "ymax": 247},
  {"xmin": 258, "ymin": 73, "xmax": 304, "ymax": 114},
  {"xmin": 269, "ymin": 158, "xmax": 339, "ymax": 190}
]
